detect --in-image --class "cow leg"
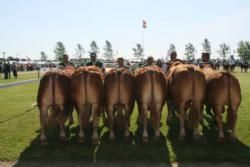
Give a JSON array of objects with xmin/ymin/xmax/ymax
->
[
  {"xmin": 107, "ymin": 105, "xmax": 115, "ymax": 141},
  {"xmin": 124, "ymin": 104, "xmax": 133, "ymax": 140},
  {"xmin": 191, "ymin": 102, "xmax": 202, "ymax": 140},
  {"xmin": 57, "ymin": 106, "xmax": 67, "ymax": 142},
  {"xmin": 166, "ymin": 100, "xmax": 175, "ymax": 126},
  {"xmin": 227, "ymin": 106, "xmax": 238, "ymax": 142},
  {"xmin": 142, "ymin": 104, "xmax": 149, "ymax": 143},
  {"xmin": 153, "ymin": 104, "xmax": 162, "ymax": 140},
  {"xmin": 177, "ymin": 103, "xmax": 186, "ymax": 141},
  {"xmin": 213, "ymin": 105, "xmax": 224, "ymax": 142},
  {"xmin": 39, "ymin": 106, "xmax": 49, "ymax": 145},
  {"xmin": 92, "ymin": 104, "xmax": 100, "ymax": 145},
  {"xmin": 76, "ymin": 105, "xmax": 85, "ymax": 143}
]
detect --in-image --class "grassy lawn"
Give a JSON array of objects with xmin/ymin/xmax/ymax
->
[
  {"xmin": 0, "ymin": 68, "xmax": 250, "ymax": 164},
  {"xmin": 0, "ymin": 71, "xmax": 39, "ymax": 84}
]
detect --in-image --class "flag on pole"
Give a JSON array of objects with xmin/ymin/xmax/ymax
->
[{"xmin": 143, "ymin": 20, "xmax": 147, "ymax": 29}]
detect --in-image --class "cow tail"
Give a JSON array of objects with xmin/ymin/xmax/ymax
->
[
  {"xmin": 49, "ymin": 73, "xmax": 57, "ymax": 126},
  {"xmin": 226, "ymin": 72, "xmax": 232, "ymax": 109},
  {"xmin": 150, "ymin": 70, "xmax": 157, "ymax": 128},
  {"xmin": 116, "ymin": 70, "xmax": 124, "ymax": 129},
  {"xmin": 83, "ymin": 71, "xmax": 87, "ymax": 104},
  {"xmin": 188, "ymin": 66, "xmax": 197, "ymax": 128}
]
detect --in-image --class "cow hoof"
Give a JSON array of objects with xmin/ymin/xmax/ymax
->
[
  {"xmin": 217, "ymin": 137, "xmax": 224, "ymax": 143},
  {"xmin": 78, "ymin": 137, "xmax": 85, "ymax": 144},
  {"xmin": 110, "ymin": 137, "xmax": 116, "ymax": 143},
  {"xmin": 193, "ymin": 135, "xmax": 202, "ymax": 141},
  {"xmin": 41, "ymin": 139, "xmax": 48, "ymax": 145},
  {"xmin": 229, "ymin": 136, "xmax": 237, "ymax": 143},
  {"xmin": 142, "ymin": 137, "xmax": 149, "ymax": 143},
  {"xmin": 92, "ymin": 138, "xmax": 99, "ymax": 145},
  {"xmin": 124, "ymin": 135, "xmax": 130, "ymax": 141},
  {"xmin": 154, "ymin": 135, "xmax": 160, "ymax": 141},
  {"xmin": 178, "ymin": 135, "xmax": 185, "ymax": 141},
  {"xmin": 60, "ymin": 136, "xmax": 68, "ymax": 143}
]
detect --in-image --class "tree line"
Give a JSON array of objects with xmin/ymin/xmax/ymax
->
[{"xmin": 40, "ymin": 39, "xmax": 250, "ymax": 62}]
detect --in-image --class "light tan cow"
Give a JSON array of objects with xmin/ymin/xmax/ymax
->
[
  {"xmin": 37, "ymin": 66, "xmax": 75, "ymax": 144},
  {"xmin": 201, "ymin": 64, "xmax": 241, "ymax": 142},
  {"xmin": 104, "ymin": 68, "xmax": 135, "ymax": 141},
  {"xmin": 166, "ymin": 60, "xmax": 206, "ymax": 140},
  {"xmin": 71, "ymin": 66, "xmax": 104, "ymax": 144},
  {"xmin": 135, "ymin": 65, "xmax": 167, "ymax": 142}
]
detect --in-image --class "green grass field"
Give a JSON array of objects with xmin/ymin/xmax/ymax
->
[
  {"xmin": 0, "ymin": 68, "xmax": 250, "ymax": 164},
  {"xmin": 0, "ymin": 71, "xmax": 39, "ymax": 84}
]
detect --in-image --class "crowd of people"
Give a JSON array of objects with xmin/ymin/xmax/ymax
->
[{"xmin": 0, "ymin": 61, "xmax": 18, "ymax": 79}]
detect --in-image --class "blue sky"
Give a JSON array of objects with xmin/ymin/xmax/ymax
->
[{"xmin": 0, "ymin": 0, "xmax": 250, "ymax": 60}]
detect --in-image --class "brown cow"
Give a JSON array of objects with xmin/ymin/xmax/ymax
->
[
  {"xmin": 37, "ymin": 66, "xmax": 75, "ymax": 144},
  {"xmin": 71, "ymin": 66, "xmax": 104, "ymax": 144},
  {"xmin": 166, "ymin": 60, "xmax": 206, "ymax": 140},
  {"xmin": 104, "ymin": 68, "xmax": 135, "ymax": 141},
  {"xmin": 135, "ymin": 65, "xmax": 166, "ymax": 142},
  {"xmin": 201, "ymin": 64, "xmax": 241, "ymax": 142}
]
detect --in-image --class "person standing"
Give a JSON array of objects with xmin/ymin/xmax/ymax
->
[
  {"xmin": 12, "ymin": 62, "xmax": 18, "ymax": 79},
  {"xmin": 115, "ymin": 57, "xmax": 131, "ymax": 70},
  {"xmin": 199, "ymin": 52, "xmax": 214, "ymax": 68},
  {"xmin": 7, "ymin": 61, "xmax": 11, "ymax": 79},
  {"xmin": 169, "ymin": 51, "xmax": 178, "ymax": 63},
  {"xmin": 142, "ymin": 56, "xmax": 155, "ymax": 67},
  {"xmin": 86, "ymin": 53, "xmax": 103, "ymax": 69},
  {"xmin": 3, "ymin": 61, "xmax": 8, "ymax": 79},
  {"xmin": 58, "ymin": 54, "xmax": 74, "ymax": 68}
]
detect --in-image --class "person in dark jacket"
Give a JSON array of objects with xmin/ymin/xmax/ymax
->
[
  {"xmin": 12, "ymin": 62, "xmax": 18, "ymax": 78},
  {"xmin": 58, "ymin": 54, "xmax": 74, "ymax": 68},
  {"xmin": 85, "ymin": 53, "xmax": 103, "ymax": 69},
  {"xmin": 3, "ymin": 61, "xmax": 8, "ymax": 79}
]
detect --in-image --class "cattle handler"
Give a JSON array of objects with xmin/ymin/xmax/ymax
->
[
  {"xmin": 115, "ymin": 57, "xmax": 131, "ymax": 70},
  {"xmin": 58, "ymin": 54, "xmax": 75, "ymax": 68},
  {"xmin": 199, "ymin": 52, "xmax": 214, "ymax": 68},
  {"xmin": 86, "ymin": 52, "xmax": 103, "ymax": 69}
]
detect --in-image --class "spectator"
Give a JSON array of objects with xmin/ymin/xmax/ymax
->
[
  {"xmin": 3, "ymin": 61, "xmax": 8, "ymax": 79},
  {"xmin": 7, "ymin": 61, "xmax": 11, "ymax": 79},
  {"xmin": 12, "ymin": 62, "xmax": 18, "ymax": 79}
]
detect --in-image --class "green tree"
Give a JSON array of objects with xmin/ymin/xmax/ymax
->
[
  {"xmin": 103, "ymin": 40, "xmax": 114, "ymax": 60},
  {"xmin": 132, "ymin": 43, "xmax": 144, "ymax": 60},
  {"xmin": 218, "ymin": 43, "xmax": 230, "ymax": 60},
  {"xmin": 40, "ymin": 51, "xmax": 48, "ymax": 61},
  {"xmin": 185, "ymin": 43, "xmax": 195, "ymax": 61},
  {"xmin": 202, "ymin": 38, "xmax": 211, "ymax": 54},
  {"xmin": 75, "ymin": 44, "xmax": 85, "ymax": 59},
  {"xmin": 237, "ymin": 40, "xmax": 250, "ymax": 61},
  {"xmin": 54, "ymin": 41, "xmax": 66, "ymax": 61},
  {"xmin": 89, "ymin": 41, "xmax": 100, "ymax": 54}
]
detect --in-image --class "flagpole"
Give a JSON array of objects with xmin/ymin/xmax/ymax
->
[{"xmin": 141, "ymin": 28, "xmax": 144, "ymax": 55}]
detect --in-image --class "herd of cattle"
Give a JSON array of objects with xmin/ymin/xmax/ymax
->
[{"xmin": 37, "ymin": 59, "xmax": 241, "ymax": 145}]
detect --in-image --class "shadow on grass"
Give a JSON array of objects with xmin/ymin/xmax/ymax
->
[
  {"xmin": 167, "ymin": 113, "xmax": 250, "ymax": 164},
  {"xmin": 96, "ymin": 121, "xmax": 169, "ymax": 163},
  {"xmin": 14, "ymin": 120, "xmax": 170, "ymax": 166}
]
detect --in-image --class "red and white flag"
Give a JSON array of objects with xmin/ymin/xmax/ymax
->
[{"xmin": 143, "ymin": 20, "xmax": 147, "ymax": 29}]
